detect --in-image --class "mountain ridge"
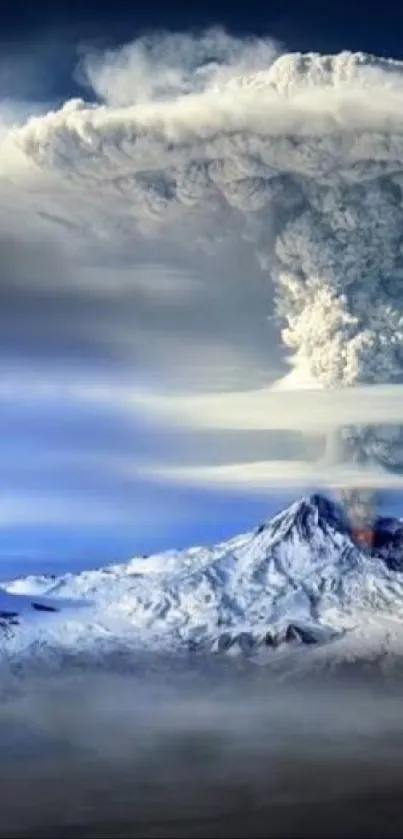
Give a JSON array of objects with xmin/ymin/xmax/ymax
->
[{"xmin": 2, "ymin": 492, "xmax": 403, "ymax": 677}]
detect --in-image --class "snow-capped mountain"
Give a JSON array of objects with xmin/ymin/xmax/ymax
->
[{"xmin": 3, "ymin": 492, "xmax": 403, "ymax": 676}]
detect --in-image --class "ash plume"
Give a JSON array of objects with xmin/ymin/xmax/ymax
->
[{"xmin": 2, "ymin": 33, "xmax": 403, "ymax": 486}]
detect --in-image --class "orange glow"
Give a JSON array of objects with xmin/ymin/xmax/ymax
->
[{"xmin": 350, "ymin": 525, "xmax": 374, "ymax": 549}]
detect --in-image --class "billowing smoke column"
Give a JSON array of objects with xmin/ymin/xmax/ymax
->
[{"xmin": 3, "ymin": 34, "xmax": 403, "ymax": 516}]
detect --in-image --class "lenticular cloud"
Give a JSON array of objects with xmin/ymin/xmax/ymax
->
[{"xmin": 3, "ymin": 33, "xmax": 403, "ymax": 474}]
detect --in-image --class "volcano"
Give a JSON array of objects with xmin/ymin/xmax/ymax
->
[{"xmin": 2, "ymin": 493, "xmax": 403, "ymax": 678}]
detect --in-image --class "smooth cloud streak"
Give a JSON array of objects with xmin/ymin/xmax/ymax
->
[
  {"xmin": 141, "ymin": 461, "xmax": 403, "ymax": 492},
  {"xmin": 1, "ymin": 371, "xmax": 401, "ymax": 436},
  {"xmin": 129, "ymin": 383, "xmax": 403, "ymax": 432}
]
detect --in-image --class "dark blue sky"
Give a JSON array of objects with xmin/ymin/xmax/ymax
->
[
  {"xmin": 2, "ymin": 0, "xmax": 403, "ymax": 101},
  {"xmin": 0, "ymin": 0, "xmax": 401, "ymax": 578},
  {"xmin": 3, "ymin": 0, "xmax": 402, "ymax": 55}
]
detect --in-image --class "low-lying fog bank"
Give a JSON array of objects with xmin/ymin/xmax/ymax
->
[{"xmin": 1, "ymin": 661, "xmax": 403, "ymax": 837}]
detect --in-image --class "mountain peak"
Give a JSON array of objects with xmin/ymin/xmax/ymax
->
[
  {"xmin": 293, "ymin": 492, "xmax": 346, "ymax": 525},
  {"xmin": 257, "ymin": 492, "xmax": 348, "ymax": 544}
]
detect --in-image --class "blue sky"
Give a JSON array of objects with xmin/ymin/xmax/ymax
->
[{"xmin": 0, "ymin": 0, "xmax": 402, "ymax": 578}]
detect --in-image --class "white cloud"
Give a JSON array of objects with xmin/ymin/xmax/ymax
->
[
  {"xmin": 3, "ymin": 35, "xmax": 403, "ymax": 506},
  {"xmin": 128, "ymin": 383, "xmax": 403, "ymax": 432},
  {"xmin": 80, "ymin": 29, "xmax": 281, "ymax": 107},
  {"xmin": 4, "ymin": 43, "xmax": 403, "ymax": 399},
  {"xmin": 139, "ymin": 460, "xmax": 403, "ymax": 492}
]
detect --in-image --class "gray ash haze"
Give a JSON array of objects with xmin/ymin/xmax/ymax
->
[
  {"xmin": 2, "ymin": 666, "xmax": 403, "ymax": 838},
  {"xmin": 3, "ymin": 31, "xmax": 403, "ymax": 483}
]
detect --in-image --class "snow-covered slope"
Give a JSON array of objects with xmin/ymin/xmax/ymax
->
[
  {"xmin": 3, "ymin": 493, "xmax": 403, "ymax": 674},
  {"xmin": 0, "ymin": 587, "xmax": 88, "ymax": 634}
]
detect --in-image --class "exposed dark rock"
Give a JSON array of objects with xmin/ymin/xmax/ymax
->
[
  {"xmin": 264, "ymin": 631, "xmax": 275, "ymax": 647},
  {"xmin": 216, "ymin": 632, "xmax": 233, "ymax": 652},
  {"xmin": 213, "ymin": 620, "xmax": 325, "ymax": 657},
  {"xmin": 237, "ymin": 632, "xmax": 255, "ymax": 654},
  {"xmin": 32, "ymin": 602, "xmax": 58, "ymax": 613},
  {"xmin": 284, "ymin": 623, "xmax": 319, "ymax": 645},
  {"xmin": 255, "ymin": 523, "xmax": 266, "ymax": 536},
  {"xmin": 0, "ymin": 614, "xmax": 19, "ymax": 635},
  {"xmin": 371, "ymin": 517, "xmax": 403, "ymax": 571}
]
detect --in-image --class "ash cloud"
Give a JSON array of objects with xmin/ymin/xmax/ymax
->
[{"xmin": 3, "ymin": 33, "xmax": 403, "ymax": 477}]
